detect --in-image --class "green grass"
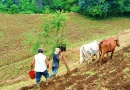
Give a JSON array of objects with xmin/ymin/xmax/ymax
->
[
  {"xmin": 1, "ymin": 12, "xmax": 130, "ymax": 88},
  {"xmin": 67, "ymin": 13, "xmax": 130, "ymax": 47}
]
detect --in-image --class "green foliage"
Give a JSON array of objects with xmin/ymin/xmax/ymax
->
[
  {"xmin": 2, "ymin": 0, "xmax": 130, "ymax": 18},
  {"xmin": 63, "ymin": 0, "xmax": 75, "ymax": 11},
  {"xmin": 42, "ymin": 6, "xmax": 51, "ymax": 14},
  {"xmin": 20, "ymin": 0, "xmax": 36, "ymax": 14},
  {"xmin": 8, "ymin": 4, "xmax": 19, "ymax": 14},
  {"xmin": 79, "ymin": 0, "xmax": 130, "ymax": 19},
  {"xmin": 40, "ymin": 11, "xmax": 68, "ymax": 53},
  {"xmin": 51, "ymin": 0, "xmax": 70, "ymax": 11},
  {"xmin": 0, "ymin": 0, "xmax": 78, "ymax": 14},
  {"xmin": 79, "ymin": 0, "xmax": 110, "ymax": 19},
  {"xmin": 118, "ymin": 0, "xmax": 130, "ymax": 14},
  {"xmin": 70, "ymin": 4, "xmax": 79, "ymax": 12},
  {"xmin": 51, "ymin": 0, "xmax": 64, "ymax": 9},
  {"xmin": 87, "ymin": 5, "xmax": 102, "ymax": 17},
  {"xmin": 0, "ymin": 2, "xmax": 6, "ymax": 12},
  {"xmin": 23, "ymin": 12, "xmax": 68, "ymax": 55},
  {"xmin": 3, "ymin": 0, "xmax": 13, "ymax": 8}
]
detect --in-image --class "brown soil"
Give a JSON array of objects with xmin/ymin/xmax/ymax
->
[{"xmin": 19, "ymin": 30, "xmax": 130, "ymax": 90}]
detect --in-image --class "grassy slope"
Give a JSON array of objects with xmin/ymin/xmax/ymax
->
[{"xmin": 0, "ymin": 12, "xmax": 130, "ymax": 89}]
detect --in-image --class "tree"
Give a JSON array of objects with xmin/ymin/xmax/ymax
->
[
  {"xmin": 50, "ymin": 0, "xmax": 78, "ymax": 12},
  {"xmin": 51, "ymin": 0, "xmax": 65, "ymax": 12},
  {"xmin": 2, "ymin": 0, "xmax": 13, "ymax": 8},
  {"xmin": 20, "ymin": 0, "xmax": 37, "ymax": 14},
  {"xmin": 8, "ymin": 4, "xmax": 19, "ymax": 14},
  {"xmin": 24, "ymin": 11, "xmax": 68, "ymax": 55},
  {"xmin": 79, "ymin": 0, "xmax": 110, "ymax": 18},
  {"xmin": 39, "ymin": 11, "xmax": 68, "ymax": 54}
]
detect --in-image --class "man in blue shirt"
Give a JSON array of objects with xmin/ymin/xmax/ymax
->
[{"xmin": 51, "ymin": 48, "xmax": 63, "ymax": 76}]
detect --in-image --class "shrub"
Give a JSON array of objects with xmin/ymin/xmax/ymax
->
[
  {"xmin": 79, "ymin": 0, "xmax": 130, "ymax": 18},
  {"xmin": 8, "ymin": 4, "xmax": 19, "ymax": 14},
  {"xmin": 0, "ymin": 3, "xmax": 6, "ymax": 13},
  {"xmin": 70, "ymin": 4, "xmax": 79, "ymax": 12}
]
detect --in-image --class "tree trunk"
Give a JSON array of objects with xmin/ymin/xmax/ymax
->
[{"xmin": 36, "ymin": 0, "xmax": 43, "ymax": 9}]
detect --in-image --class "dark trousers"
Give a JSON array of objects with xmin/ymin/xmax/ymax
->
[{"xmin": 35, "ymin": 69, "xmax": 50, "ymax": 84}]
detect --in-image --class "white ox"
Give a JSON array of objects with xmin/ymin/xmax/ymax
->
[{"xmin": 80, "ymin": 40, "xmax": 99, "ymax": 64}]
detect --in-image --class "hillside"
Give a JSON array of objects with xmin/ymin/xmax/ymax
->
[
  {"xmin": 20, "ymin": 29, "xmax": 130, "ymax": 90},
  {"xmin": 0, "ymin": 13, "xmax": 130, "ymax": 90}
]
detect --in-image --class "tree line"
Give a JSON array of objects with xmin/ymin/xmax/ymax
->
[
  {"xmin": 79, "ymin": 0, "xmax": 130, "ymax": 19},
  {"xmin": 0, "ymin": 0, "xmax": 79, "ymax": 14},
  {"xmin": 0, "ymin": 0, "xmax": 130, "ymax": 18}
]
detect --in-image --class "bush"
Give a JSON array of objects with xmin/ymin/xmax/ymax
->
[
  {"xmin": 79, "ymin": 0, "xmax": 130, "ymax": 18},
  {"xmin": 42, "ymin": 6, "xmax": 51, "ymax": 14},
  {"xmin": 0, "ymin": 3, "xmax": 6, "ymax": 13},
  {"xmin": 87, "ymin": 5, "xmax": 102, "ymax": 17},
  {"xmin": 70, "ymin": 4, "xmax": 79, "ymax": 12},
  {"xmin": 79, "ymin": 0, "xmax": 110, "ymax": 19},
  {"xmin": 8, "ymin": 4, "xmax": 19, "ymax": 14}
]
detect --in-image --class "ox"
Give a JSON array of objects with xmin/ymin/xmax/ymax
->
[
  {"xmin": 80, "ymin": 40, "xmax": 99, "ymax": 64},
  {"xmin": 99, "ymin": 37, "xmax": 120, "ymax": 65}
]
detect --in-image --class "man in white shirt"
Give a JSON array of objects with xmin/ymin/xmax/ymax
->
[{"xmin": 31, "ymin": 48, "xmax": 50, "ymax": 87}]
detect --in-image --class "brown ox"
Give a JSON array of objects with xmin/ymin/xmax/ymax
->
[{"xmin": 99, "ymin": 37, "xmax": 120, "ymax": 65}]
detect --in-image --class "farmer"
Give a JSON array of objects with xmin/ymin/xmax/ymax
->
[
  {"xmin": 31, "ymin": 48, "xmax": 50, "ymax": 88},
  {"xmin": 51, "ymin": 48, "xmax": 63, "ymax": 76}
]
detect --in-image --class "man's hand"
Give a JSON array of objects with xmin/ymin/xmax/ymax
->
[
  {"xmin": 47, "ymin": 64, "xmax": 49, "ymax": 69},
  {"xmin": 30, "ymin": 64, "xmax": 34, "ymax": 70},
  {"xmin": 31, "ymin": 58, "xmax": 35, "ymax": 70},
  {"xmin": 59, "ymin": 52, "xmax": 63, "ymax": 59}
]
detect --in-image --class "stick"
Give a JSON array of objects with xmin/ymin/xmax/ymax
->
[
  {"xmin": 85, "ymin": 50, "xmax": 99, "ymax": 61},
  {"xmin": 62, "ymin": 53, "xmax": 70, "ymax": 74}
]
